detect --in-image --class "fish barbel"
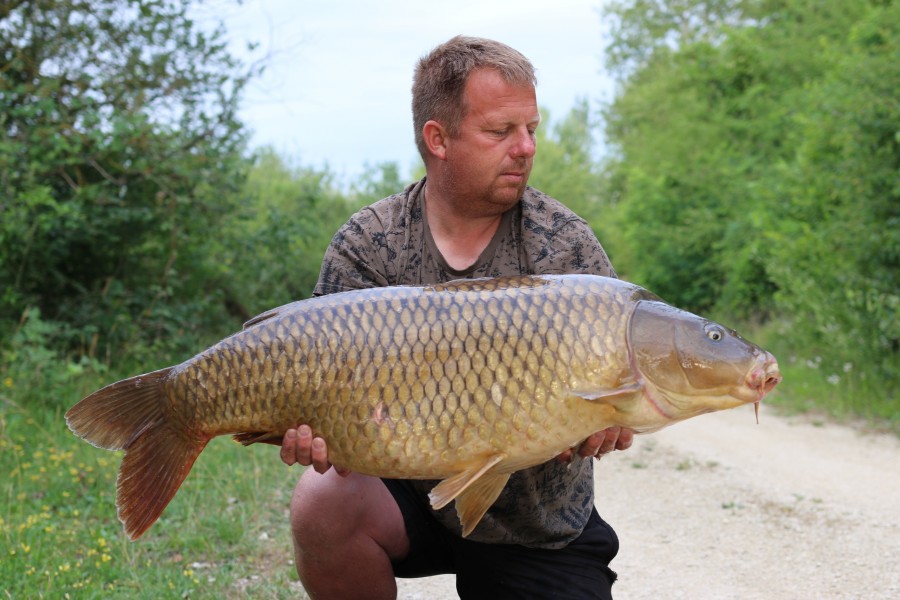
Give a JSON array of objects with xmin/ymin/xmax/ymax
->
[{"xmin": 66, "ymin": 274, "xmax": 782, "ymax": 540}]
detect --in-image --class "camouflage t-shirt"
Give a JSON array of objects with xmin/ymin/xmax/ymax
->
[{"xmin": 313, "ymin": 177, "xmax": 617, "ymax": 549}]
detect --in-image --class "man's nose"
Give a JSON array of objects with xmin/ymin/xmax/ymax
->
[{"xmin": 510, "ymin": 127, "xmax": 536, "ymax": 158}]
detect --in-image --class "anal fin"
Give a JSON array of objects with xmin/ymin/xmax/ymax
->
[
  {"xmin": 453, "ymin": 471, "xmax": 511, "ymax": 537},
  {"xmin": 428, "ymin": 453, "xmax": 509, "ymax": 537}
]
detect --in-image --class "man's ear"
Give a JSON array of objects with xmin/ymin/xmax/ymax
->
[{"xmin": 422, "ymin": 120, "xmax": 448, "ymax": 161}]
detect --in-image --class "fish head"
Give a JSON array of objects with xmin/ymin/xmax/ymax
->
[{"xmin": 628, "ymin": 300, "xmax": 782, "ymax": 424}]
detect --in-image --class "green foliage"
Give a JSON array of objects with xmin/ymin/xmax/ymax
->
[
  {"xmin": 603, "ymin": 0, "xmax": 752, "ymax": 78},
  {"xmin": 600, "ymin": 0, "xmax": 898, "ymax": 416},
  {"xmin": 350, "ymin": 161, "xmax": 410, "ymax": 206},
  {"xmin": 1, "ymin": 308, "xmax": 109, "ymax": 411},
  {"xmin": 0, "ymin": 0, "xmax": 252, "ymax": 359},
  {"xmin": 211, "ymin": 148, "xmax": 364, "ymax": 319},
  {"xmin": 529, "ymin": 101, "xmax": 607, "ymax": 226},
  {"xmin": 763, "ymin": 1, "xmax": 900, "ymax": 387}
]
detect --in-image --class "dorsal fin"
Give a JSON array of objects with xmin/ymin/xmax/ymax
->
[{"xmin": 242, "ymin": 299, "xmax": 308, "ymax": 329}]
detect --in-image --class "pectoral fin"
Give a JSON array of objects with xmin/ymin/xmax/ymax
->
[
  {"xmin": 428, "ymin": 453, "xmax": 509, "ymax": 537},
  {"xmin": 571, "ymin": 382, "xmax": 642, "ymax": 403}
]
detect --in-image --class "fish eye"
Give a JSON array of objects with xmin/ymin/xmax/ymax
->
[{"xmin": 706, "ymin": 326, "xmax": 725, "ymax": 342}]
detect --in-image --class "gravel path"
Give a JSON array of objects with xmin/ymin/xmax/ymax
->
[{"xmin": 394, "ymin": 405, "xmax": 900, "ymax": 599}]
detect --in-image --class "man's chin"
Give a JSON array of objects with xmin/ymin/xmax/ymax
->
[{"xmin": 493, "ymin": 180, "xmax": 528, "ymax": 203}]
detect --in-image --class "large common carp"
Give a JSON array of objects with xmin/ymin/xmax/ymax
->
[{"xmin": 67, "ymin": 274, "xmax": 781, "ymax": 540}]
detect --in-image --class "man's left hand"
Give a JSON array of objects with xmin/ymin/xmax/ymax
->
[{"xmin": 557, "ymin": 427, "xmax": 634, "ymax": 463}]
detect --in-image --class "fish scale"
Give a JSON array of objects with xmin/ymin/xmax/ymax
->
[{"xmin": 66, "ymin": 274, "xmax": 781, "ymax": 540}]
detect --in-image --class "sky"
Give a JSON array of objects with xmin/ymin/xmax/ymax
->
[{"xmin": 206, "ymin": 0, "xmax": 616, "ymax": 181}]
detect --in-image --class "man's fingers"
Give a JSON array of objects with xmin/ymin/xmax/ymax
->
[
  {"xmin": 556, "ymin": 448, "xmax": 575, "ymax": 463},
  {"xmin": 570, "ymin": 427, "xmax": 635, "ymax": 460},
  {"xmin": 280, "ymin": 428, "xmax": 298, "ymax": 465},
  {"xmin": 573, "ymin": 430, "xmax": 608, "ymax": 459},
  {"xmin": 311, "ymin": 437, "xmax": 330, "ymax": 474},
  {"xmin": 597, "ymin": 427, "xmax": 621, "ymax": 454},
  {"xmin": 615, "ymin": 428, "xmax": 634, "ymax": 451},
  {"xmin": 296, "ymin": 425, "xmax": 314, "ymax": 466},
  {"xmin": 280, "ymin": 424, "xmax": 349, "ymax": 475}
]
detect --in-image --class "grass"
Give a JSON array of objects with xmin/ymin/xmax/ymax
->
[
  {"xmin": 737, "ymin": 319, "xmax": 899, "ymax": 435},
  {"xmin": 758, "ymin": 348, "xmax": 899, "ymax": 435},
  {"xmin": 1, "ymin": 383, "xmax": 308, "ymax": 599}
]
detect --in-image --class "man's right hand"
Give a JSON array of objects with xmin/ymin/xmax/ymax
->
[{"xmin": 280, "ymin": 425, "xmax": 351, "ymax": 476}]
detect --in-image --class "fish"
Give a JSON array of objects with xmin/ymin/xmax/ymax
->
[{"xmin": 66, "ymin": 274, "xmax": 782, "ymax": 540}]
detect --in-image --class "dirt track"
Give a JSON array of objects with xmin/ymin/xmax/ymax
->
[{"xmin": 394, "ymin": 405, "xmax": 900, "ymax": 599}]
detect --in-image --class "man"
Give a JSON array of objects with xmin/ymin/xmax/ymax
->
[{"xmin": 280, "ymin": 36, "xmax": 633, "ymax": 599}]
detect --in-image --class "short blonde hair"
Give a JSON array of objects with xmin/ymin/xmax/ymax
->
[{"xmin": 412, "ymin": 36, "xmax": 537, "ymax": 159}]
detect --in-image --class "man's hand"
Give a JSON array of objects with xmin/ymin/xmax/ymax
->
[
  {"xmin": 280, "ymin": 425, "xmax": 351, "ymax": 476},
  {"xmin": 557, "ymin": 426, "xmax": 634, "ymax": 463}
]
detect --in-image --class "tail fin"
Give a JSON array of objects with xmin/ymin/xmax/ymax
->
[{"xmin": 66, "ymin": 367, "xmax": 207, "ymax": 540}]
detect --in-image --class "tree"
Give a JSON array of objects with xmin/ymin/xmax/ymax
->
[
  {"xmin": 599, "ymin": 0, "xmax": 898, "ymax": 414},
  {"xmin": 599, "ymin": 0, "xmax": 873, "ymax": 316},
  {"xmin": 528, "ymin": 101, "xmax": 607, "ymax": 229},
  {"xmin": 213, "ymin": 148, "xmax": 357, "ymax": 319},
  {"xmin": 602, "ymin": 0, "xmax": 754, "ymax": 79},
  {"xmin": 764, "ymin": 1, "xmax": 900, "ymax": 386},
  {"xmin": 0, "ymin": 0, "xmax": 253, "ymax": 358}
]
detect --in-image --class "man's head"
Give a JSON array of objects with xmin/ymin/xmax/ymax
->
[{"xmin": 412, "ymin": 36, "xmax": 537, "ymax": 160}]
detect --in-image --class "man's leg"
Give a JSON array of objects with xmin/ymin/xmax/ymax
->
[
  {"xmin": 453, "ymin": 509, "xmax": 619, "ymax": 599},
  {"xmin": 290, "ymin": 469, "xmax": 410, "ymax": 599}
]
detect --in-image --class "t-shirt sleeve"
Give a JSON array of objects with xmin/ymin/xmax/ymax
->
[
  {"xmin": 313, "ymin": 208, "xmax": 392, "ymax": 296},
  {"xmin": 520, "ymin": 189, "xmax": 617, "ymax": 278},
  {"xmin": 550, "ymin": 217, "xmax": 617, "ymax": 278}
]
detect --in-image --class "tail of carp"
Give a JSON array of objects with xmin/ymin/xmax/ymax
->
[{"xmin": 66, "ymin": 368, "xmax": 206, "ymax": 540}]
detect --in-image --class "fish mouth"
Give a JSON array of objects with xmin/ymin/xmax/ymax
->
[
  {"xmin": 746, "ymin": 352, "xmax": 782, "ymax": 402},
  {"xmin": 732, "ymin": 353, "xmax": 781, "ymax": 420}
]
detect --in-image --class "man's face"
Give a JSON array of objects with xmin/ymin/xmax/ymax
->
[{"xmin": 442, "ymin": 68, "xmax": 541, "ymax": 216}]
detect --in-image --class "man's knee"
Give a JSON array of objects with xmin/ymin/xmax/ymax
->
[
  {"xmin": 290, "ymin": 468, "xmax": 352, "ymax": 543},
  {"xmin": 289, "ymin": 470, "xmax": 409, "ymax": 558}
]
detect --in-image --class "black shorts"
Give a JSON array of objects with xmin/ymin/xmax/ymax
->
[{"xmin": 384, "ymin": 479, "xmax": 619, "ymax": 600}]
